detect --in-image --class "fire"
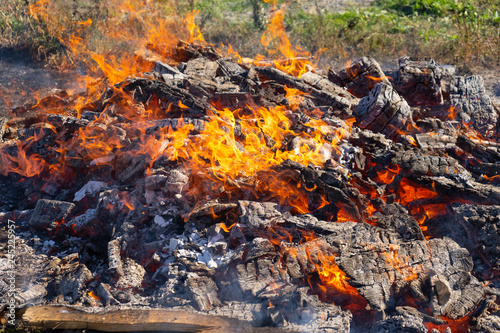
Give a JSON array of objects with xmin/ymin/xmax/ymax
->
[
  {"xmin": 397, "ymin": 178, "xmax": 438, "ymax": 206},
  {"xmin": 313, "ymin": 251, "xmax": 358, "ymax": 294},
  {"xmin": 448, "ymin": 105, "xmax": 456, "ymax": 120},
  {"xmin": 365, "ymin": 75, "xmax": 393, "ymax": 82},
  {"xmin": 186, "ymin": 10, "xmax": 206, "ymax": 44},
  {"xmin": 382, "ymin": 245, "xmax": 420, "ymax": 282},
  {"xmin": 259, "ymin": 3, "xmax": 312, "ymax": 77},
  {"xmin": 375, "ymin": 165, "xmax": 401, "ymax": 184},
  {"xmin": 87, "ymin": 290, "xmax": 101, "ymax": 305},
  {"xmin": 425, "ymin": 316, "xmax": 469, "ymax": 333},
  {"xmin": 0, "ymin": 140, "xmax": 47, "ymax": 177}
]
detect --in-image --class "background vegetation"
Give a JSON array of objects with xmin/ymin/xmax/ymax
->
[{"xmin": 0, "ymin": 0, "xmax": 499, "ymax": 69}]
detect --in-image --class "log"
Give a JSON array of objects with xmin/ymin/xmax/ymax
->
[
  {"xmin": 450, "ymin": 75, "xmax": 498, "ymax": 137},
  {"xmin": 20, "ymin": 306, "xmax": 266, "ymax": 332},
  {"xmin": 254, "ymin": 66, "xmax": 358, "ymax": 117},
  {"xmin": 355, "ymin": 82, "xmax": 412, "ymax": 139},
  {"xmin": 396, "ymin": 57, "xmax": 444, "ymax": 107},
  {"xmin": 329, "ymin": 56, "xmax": 391, "ymax": 98}
]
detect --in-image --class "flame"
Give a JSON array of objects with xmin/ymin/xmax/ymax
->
[
  {"xmin": 397, "ymin": 179, "xmax": 438, "ymax": 206},
  {"xmin": 259, "ymin": 4, "xmax": 312, "ymax": 77},
  {"xmin": 365, "ymin": 75, "xmax": 393, "ymax": 82},
  {"xmin": 375, "ymin": 165, "xmax": 401, "ymax": 184},
  {"xmin": 0, "ymin": 140, "xmax": 47, "ymax": 177},
  {"xmin": 382, "ymin": 245, "xmax": 420, "ymax": 282},
  {"xmin": 425, "ymin": 316, "xmax": 469, "ymax": 332},
  {"xmin": 186, "ymin": 10, "xmax": 206, "ymax": 44},
  {"xmin": 87, "ymin": 290, "xmax": 101, "ymax": 305},
  {"xmin": 448, "ymin": 105, "xmax": 456, "ymax": 120},
  {"xmin": 313, "ymin": 251, "xmax": 359, "ymax": 294}
]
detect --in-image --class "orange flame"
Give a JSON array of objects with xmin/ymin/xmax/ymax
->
[
  {"xmin": 398, "ymin": 179, "xmax": 438, "ymax": 206},
  {"xmin": 259, "ymin": 4, "xmax": 312, "ymax": 77},
  {"xmin": 0, "ymin": 141, "xmax": 47, "ymax": 177}
]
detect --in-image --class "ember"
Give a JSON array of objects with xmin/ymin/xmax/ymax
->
[{"xmin": 1, "ymin": 0, "xmax": 500, "ymax": 332}]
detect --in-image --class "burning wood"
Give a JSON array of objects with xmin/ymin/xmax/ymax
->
[{"xmin": 1, "ymin": 2, "xmax": 500, "ymax": 333}]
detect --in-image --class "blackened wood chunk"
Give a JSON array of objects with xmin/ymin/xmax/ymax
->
[
  {"xmin": 471, "ymin": 312, "xmax": 500, "ymax": 333},
  {"xmin": 372, "ymin": 312, "xmax": 427, "ymax": 333},
  {"xmin": 238, "ymin": 201, "xmax": 287, "ymax": 230},
  {"xmin": 116, "ymin": 78, "xmax": 213, "ymax": 118},
  {"xmin": 56, "ymin": 264, "xmax": 93, "ymax": 303},
  {"xmin": 371, "ymin": 203, "xmax": 424, "ymax": 241},
  {"xmin": 415, "ymin": 132, "xmax": 456, "ymax": 150},
  {"xmin": 183, "ymin": 57, "xmax": 219, "ymax": 78},
  {"xmin": 108, "ymin": 238, "xmax": 124, "ymax": 278},
  {"xmin": 455, "ymin": 135, "xmax": 500, "ymax": 163},
  {"xmin": 355, "ymin": 82, "xmax": 412, "ymax": 139},
  {"xmin": 450, "ymin": 75, "xmax": 498, "ymax": 137},
  {"xmin": 452, "ymin": 204, "xmax": 500, "ymax": 270},
  {"xmin": 176, "ymin": 40, "xmax": 223, "ymax": 62},
  {"xmin": 216, "ymin": 59, "xmax": 247, "ymax": 77},
  {"xmin": 212, "ymin": 92, "xmax": 254, "ymax": 110},
  {"xmin": 29, "ymin": 199, "xmax": 75, "ymax": 231},
  {"xmin": 209, "ymin": 302, "xmax": 267, "ymax": 327},
  {"xmin": 187, "ymin": 276, "xmax": 222, "ymax": 311},
  {"xmin": 391, "ymin": 151, "xmax": 467, "ymax": 177},
  {"xmin": 396, "ymin": 57, "xmax": 443, "ymax": 107},
  {"xmin": 254, "ymin": 66, "xmax": 358, "ymax": 118},
  {"xmin": 330, "ymin": 56, "xmax": 391, "ymax": 98},
  {"xmin": 313, "ymin": 223, "xmax": 483, "ymax": 319}
]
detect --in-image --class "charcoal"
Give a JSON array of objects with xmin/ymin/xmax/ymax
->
[
  {"xmin": 209, "ymin": 302, "xmax": 267, "ymax": 326},
  {"xmin": 414, "ymin": 175, "xmax": 500, "ymax": 205},
  {"xmin": 391, "ymin": 151, "xmax": 468, "ymax": 177},
  {"xmin": 329, "ymin": 56, "xmax": 391, "ymax": 98},
  {"xmin": 147, "ymin": 117, "xmax": 206, "ymax": 132},
  {"xmin": 370, "ymin": 203, "xmax": 424, "ymax": 241},
  {"xmin": 452, "ymin": 204, "xmax": 500, "ymax": 270},
  {"xmin": 55, "ymin": 264, "xmax": 93, "ymax": 303},
  {"xmin": 396, "ymin": 57, "xmax": 444, "ymax": 106},
  {"xmin": 238, "ymin": 201, "xmax": 288, "ymax": 230},
  {"xmin": 108, "ymin": 238, "xmax": 124, "ymax": 278},
  {"xmin": 187, "ymin": 276, "xmax": 221, "ymax": 311},
  {"xmin": 183, "ymin": 57, "xmax": 219, "ymax": 78},
  {"xmin": 212, "ymin": 92, "xmax": 254, "ymax": 109},
  {"xmin": 109, "ymin": 77, "xmax": 213, "ymax": 118},
  {"xmin": 117, "ymin": 154, "xmax": 151, "ymax": 183},
  {"xmin": 45, "ymin": 114, "xmax": 89, "ymax": 133},
  {"xmin": 70, "ymin": 208, "xmax": 97, "ymax": 235},
  {"xmin": 372, "ymin": 312, "xmax": 427, "ymax": 333},
  {"xmin": 468, "ymin": 162, "xmax": 500, "ymax": 177},
  {"xmin": 29, "ymin": 199, "xmax": 75, "ymax": 231},
  {"xmin": 185, "ymin": 200, "xmax": 237, "ymax": 223},
  {"xmin": 175, "ymin": 40, "xmax": 223, "ymax": 62},
  {"xmin": 450, "ymin": 75, "xmax": 498, "ymax": 137},
  {"xmin": 154, "ymin": 60, "xmax": 184, "ymax": 76},
  {"xmin": 456, "ymin": 134, "xmax": 500, "ymax": 163},
  {"xmin": 294, "ymin": 222, "xmax": 485, "ymax": 320},
  {"xmin": 415, "ymin": 133, "xmax": 456, "ymax": 150},
  {"xmin": 254, "ymin": 66, "xmax": 358, "ymax": 117},
  {"xmin": 115, "ymin": 257, "xmax": 146, "ymax": 290},
  {"xmin": 355, "ymin": 82, "xmax": 412, "ymax": 139},
  {"xmin": 472, "ymin": 312, "xmax": 500, "ymax": 333},
  {"xmin": 216, "ymin": 59, "xmax": 247, "ymax": 77}
]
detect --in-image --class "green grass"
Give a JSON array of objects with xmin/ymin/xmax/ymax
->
[{"xmin": 0, "ymin": 0, "xmax": 499, "ymax": 70}]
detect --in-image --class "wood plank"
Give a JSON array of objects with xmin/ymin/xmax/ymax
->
[{"xmin": 20, "ymin": 306, "xmax": 267, "ymax": 332}]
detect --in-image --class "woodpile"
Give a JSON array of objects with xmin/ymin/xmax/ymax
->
[{"xmin": 1, "ymin": 41, "xmax": 500, "ymax": 332}]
